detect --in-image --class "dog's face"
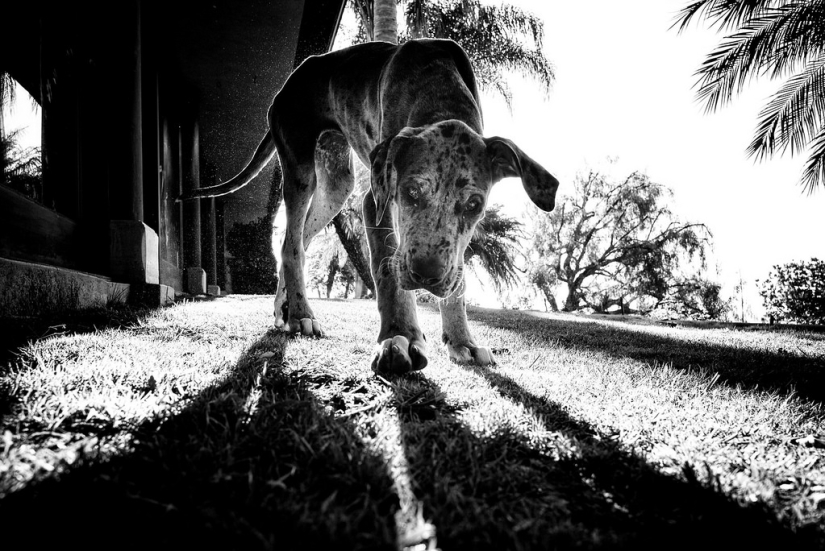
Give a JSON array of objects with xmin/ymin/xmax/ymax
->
[{"xmin": 370, "ymin": 119, "xmax": 559, "ymax": 298}]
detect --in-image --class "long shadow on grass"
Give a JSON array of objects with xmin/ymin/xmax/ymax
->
[
  {"xmin": 0, "ymin": 329, "xmax": 398, "ymax": 550},
  {"xmin": 468, "ymin": 308, "xmax": 825, "ymax": 405},
  {"xmin": 393, "ymin": 369, "xmax": 821, "ymax": 550}
]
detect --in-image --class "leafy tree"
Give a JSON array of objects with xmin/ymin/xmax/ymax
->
[
  {"xmin": 528, "ymin": 264, "xmax": 560, "ymax": 311},
  {"xmin": 1, "ymin": 129, "xmax": 42, "ymax": 202},
  {"xmin": 759, "ymin": 258, "xmax": 825, "ymax": 324},
  {"xmin": 306, "ymin": 226, "xmax": 362, "ymax": 299},
  {"xmin": 527, "ymin": 168, "xmax": 719, "ymax": 317},
  {"xmin": 655, "ymin": 277, "xmax": 730, "ymax": 321},
  {"xmin": 675, "ymin": 1, "xmax": 825, "ymax": 192}
]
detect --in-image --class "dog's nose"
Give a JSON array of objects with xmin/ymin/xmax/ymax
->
[{"xmin": 409, "ymin": 257, "xmax": 448, "ymax": 286}]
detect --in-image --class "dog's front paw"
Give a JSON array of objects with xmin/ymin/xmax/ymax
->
[
  {"xmin": 446, "ymin": 343, "xmax": 496, "ymax": 366},
  {"xmin": 372, "ymin": 335, "xmax": 428, "ymax": 374},
  {"xmin": 284, "ymin": 318, "xmax": 324, "ymax": 337}
]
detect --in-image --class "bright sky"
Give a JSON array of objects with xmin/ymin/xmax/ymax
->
[{"xmin": 473, "ymin": 0, "xmax": 825, "ymax": 317}]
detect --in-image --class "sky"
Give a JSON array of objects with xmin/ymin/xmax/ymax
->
[
  {"xmin": 6, "ymin": 1, "xmax": 825, "ymax": 320},
  {"xmin": 467, "ymin": 0, "xmax": 825, "ymax": 317}
]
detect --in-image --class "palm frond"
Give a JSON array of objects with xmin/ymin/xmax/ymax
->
[
  {"xmin": 411, "ymin": 0, "xmax": 554, "ymax": 100},
  {"xmin": 748, "ymin": 55, "xmax": 825, "ymax": 159},
  {"xmin": 0, "ymin": 72, "xmax": 17, "ymax": 110},
  {"xmin": 800, "ymin": 126, "xmax": 825, "ymax": 193},
  {"xmin": 694, "ymin": 3, "xmax": 825, "ymax": 112},
  {"xmin": 473, "ymin": 68, "xmax": 513, "ymax": 109},
  {"xmin": 465, "ymin": 205, "xmax": 523, "ymax": 291},
  {"xmin": 673, "ymin": 0, "xmax": 793, "ymax": 34}
]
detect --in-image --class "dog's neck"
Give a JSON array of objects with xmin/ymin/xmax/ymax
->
[{"xmin": 377, "ymin": 53, "xmax": 483, "ymax": 142}]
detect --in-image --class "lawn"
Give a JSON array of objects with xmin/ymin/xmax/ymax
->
[{"xmin": 1, "ymin": 296, "xmax": 824, "ymax": 550}]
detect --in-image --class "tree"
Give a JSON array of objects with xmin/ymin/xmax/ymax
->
[
  {"xmin": 0, "ymin": 72, "xmax": 15, "ymax": 139},
  {"xmin": 350, "ymin": 0, "xmax": 554, "ymax": 105},
  {"xmin": 463, "ymin": 204, "xmax": 524, "ymax": 292},
  {"xmin": 1, "ymin": 129, "xmax": 42, "ymax": 203},
  {"xmin": 759, "ymin": 258, "xmax": 825, "ymax": 324},
  {"xmin": 373, "ymin": 0, "xmax": 398, "ymax": 43},
  {"xmin": 527, "ymin": 168, "xmax": 718, "ymax": 317},
  {"xmin": 675, "ymin": 1, "xmax": 825, "ymax": 192},
  {"xmin": 306, "ymin": 228, "xmax": 359, "ymax": 299}
]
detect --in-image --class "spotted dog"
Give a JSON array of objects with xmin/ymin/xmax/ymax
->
[{"xmin": 181, "ymin": 39, "xmax": 560, "ymax": 374}]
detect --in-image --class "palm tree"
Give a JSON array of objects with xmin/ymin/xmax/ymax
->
[
  {"xmin": 352, "ymin": 0, "xmax": 554, "ymax": 105},
  {"xmin": 373, "ymin": 0, "xmax": 398, "ymax": 43},
  {"xmin": 675, "ymin": 1, "xmax": 825, "ymax": 192},
  {"xmin": 463, "ymin": 205, "xmax": 523, "ymax": 291},
  {"xmin": 0, "ymin": 72, "xmax": 16, "ymax": 139}
]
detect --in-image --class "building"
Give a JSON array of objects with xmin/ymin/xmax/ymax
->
[{"xmin": 0, "ymin": 0, "xmax": 345, "ymax": 316}]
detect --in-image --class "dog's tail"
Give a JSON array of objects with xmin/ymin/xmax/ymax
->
[{"xmin": 177, "ymin": 130, "xmax": 277, "ymax": 200}]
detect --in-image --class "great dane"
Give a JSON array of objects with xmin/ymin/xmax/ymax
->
[{"xmin": 181, "ymin": 39, "xmax": 559, "ymax": 374}]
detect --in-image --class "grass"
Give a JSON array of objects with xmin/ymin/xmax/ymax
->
[{"xmin": 1, "ymin": 296, "xmax": 824, "ymax": 549}]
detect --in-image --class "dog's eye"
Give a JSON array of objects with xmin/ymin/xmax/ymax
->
[
  {"xmin": 465, "ymin": 196, "xmax": 483, "ymax": 215},
  {"xmin": 407, "ymin": 187, "xmax": 421, "ymax": 200}
]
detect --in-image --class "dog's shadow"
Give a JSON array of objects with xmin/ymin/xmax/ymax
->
[
  {"xmin": 1, "ymin": 321, "xmax": 822, "ymax": 550},
  {"xmin": 389, "ymin": 369, "xmax": 820, "ymax": 550},
  {"xmin": 0, "ymin": 329, "xmax": 397, "ymax": 550}
]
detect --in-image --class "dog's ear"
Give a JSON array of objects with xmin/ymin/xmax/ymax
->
[
  {"xmin": 485, "ymin": 137, "xmax": 559, "ymax": 212},
  {"xmin": 369, "ymin": 128, "xmax": 423, "ymax": 223}
]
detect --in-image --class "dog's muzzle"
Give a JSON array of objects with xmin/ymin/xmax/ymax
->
[
  {"xmin": 409, "ymin": 256, "xmax": 448, "ymax": 287},
  {"xmin": 396, "ymin": 254, "xmax": 456, "ymax": 297}
]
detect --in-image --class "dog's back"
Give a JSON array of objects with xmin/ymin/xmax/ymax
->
[{"xmin": 272, "ymin": 39, "xmax": 482, "ymax": 166}]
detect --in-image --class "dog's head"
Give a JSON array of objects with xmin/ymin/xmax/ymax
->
[{"xmin": 369, "ymin": 119, "xmax": 559, "ymax": 298}]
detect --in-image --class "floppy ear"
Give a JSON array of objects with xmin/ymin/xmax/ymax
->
[
  {"xmin": 368, "ymin": 127, "xmax": 423, "ymax": 223},
  {"xmin": 485, "ymin": 137, "xmax": 560, "ymax": 212}
]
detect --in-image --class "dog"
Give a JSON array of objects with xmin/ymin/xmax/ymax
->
[{"xmin": 181, "ymin": 39, "xmax": 559, "ymax": 374}]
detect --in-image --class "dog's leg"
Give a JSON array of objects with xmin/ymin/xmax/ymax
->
[
  {"xmin": 279, "ymin": 158, "xmax": 324, "ymax": 336},
  {"xmin": 363, "ymin": 192, "xmax": 428, "ymax": 374},
  {"xmin": 439, "ymin": 274, "xmax": 496, "ymax": 365},
  {"xmin": 273, "ymin": 131, "xmax": 354, "ymax": 329},
  {"xmin": 304, "ymin": 131, "xmax": 355, "ymax": 245}
]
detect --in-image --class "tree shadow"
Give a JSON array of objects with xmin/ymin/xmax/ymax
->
[
  {"xmin": 469, "ymin": 308, "xmax": 825, "ymax": 405},
  {"xmin": 0, "ymin": 329, "xmax": 398, "ymax": 550},
  {"xmin": 390, "ymin": 368, "xmax": 822, "ymax": 550}
]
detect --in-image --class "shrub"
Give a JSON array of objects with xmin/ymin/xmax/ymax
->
[{"xmin": 759, "ymin": 258, "xmax": 825, "ymax": 325}]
